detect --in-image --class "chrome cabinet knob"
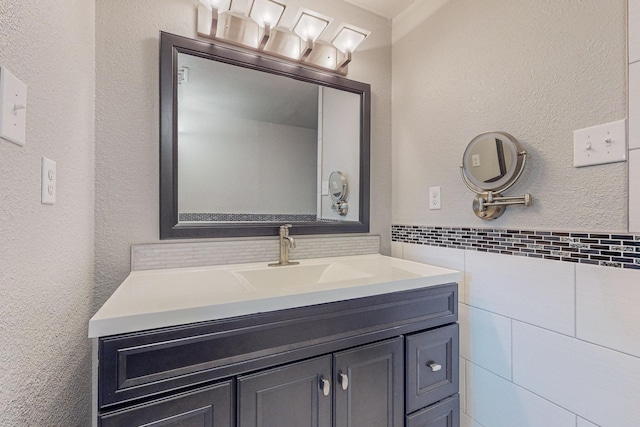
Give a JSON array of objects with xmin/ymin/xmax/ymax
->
[
  {"xmin": 319, "ymin": 376, "xmax": 330, "ymax": 396},
  {"xmin": 427, "ymin": 362, "xmax": 442, "ymax": 372},
  {"xmin": 339, "ymin": 372, "xmax": 349, "ymax": 390}
]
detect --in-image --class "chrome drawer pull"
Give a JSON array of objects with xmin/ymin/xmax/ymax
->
[
  {"xmin": 339, "ymin": 372, "xmax": 349, "ymax": 390},
  {"xmin": 319, "ymin": 376, "xmax": 331, "ymax": 396},
  {"xmin": 427, "ymin": 362, "xmax": 442, "ymax": 372}
]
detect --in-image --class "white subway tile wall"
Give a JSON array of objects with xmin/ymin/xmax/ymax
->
[
  {"xmin": 576, "ymin": 264, "xmax": 640, "ymax": 358},
  {"xmin": 458, "ymin": 304, "xmax": 512, "ymax": 380},
  {"xmin": 630, "ymin": 62, "xmax": 640, "ymax": 150},
  {"xmin": 578, "ymin": 418, "xmax": 599, "ymax": 427},
  {"xmin": 393, "ymin": 241, "xmax": 640, "ymax": 427},
  {"xmin": 459, "ymin": 357, "xmax": 466, "ymax": 414},
  {"xmin": 513, "ymin": 321, "xmax": 640, "ymax": 427},
  {"xmin": 465, "ymin": 250, "xmax": 575, "ymax": 336},
  {"xmin": 466, "ymin": 362, "xmax": 576, "ymax": 427},
  {"xmin": 631, "ymin": 149, "xmax": 640, "ymax": 232},
  {"xmin": 131, "ymin": 235, "xmax": 380, "ymax": 271},
  {"xmin": 402, "ymin": 244, "xmax": 468, "ymax": 303},
  {"xmin": 631, "ymin": 0, "xmax": 640, "ymax": 232}
]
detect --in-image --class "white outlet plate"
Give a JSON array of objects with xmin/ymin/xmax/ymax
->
[
  {"xmin": 573, "ymin": 119, "xmax": 626, "ymax": 167},
  {"xmin": 429, "ymin": 186, "xmax": 441, "ymax": 210},
  {"xmin": 41, "ymin": 157, "xmax": 56, "ymax": 205},
  {"xmin": 0, "ymin": 68, "xmax": 27, "ymax": 147}
]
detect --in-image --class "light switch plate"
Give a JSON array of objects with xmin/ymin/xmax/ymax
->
[
  {"xmin": 573, "ymin": 119, "xmax": 626, "ymax": 167},
  {"xmin": 0, "ymin": 68, "xmax": 27, "ymax": 147},
  {"xmin": 41, "ymin": 157, "xmax": 56, "ymax": 205}
]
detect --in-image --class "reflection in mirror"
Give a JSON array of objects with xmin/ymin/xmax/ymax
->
[
  {"xmin": 328, "ymin": 171, "xmax": 348, "ymax": 216},
  {"xmin": 465, "ymin": 137, "xmax": 513, "ymax": 184},
  {"xmin": 462, "ymin": 131, "xmax": 523, "ymax": 193},
  {"xmin": 160, "ymin": 32, "xmax": 370, "ymax": 239}
]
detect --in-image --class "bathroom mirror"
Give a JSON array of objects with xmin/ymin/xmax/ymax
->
[
  {"xmin": 160, "ymin": 32, "xmax": 370, "ymax": 238},
  {"xmin": 460, "ymin": 131, "xmax": 532, "ymax": 220}
]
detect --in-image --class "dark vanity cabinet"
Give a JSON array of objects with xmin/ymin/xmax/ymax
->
[
  {"xmin": 238, "ymin": 338, "xmax": 403, "ymax": 427},
  {"xmin": 96, "ymin": 284, "xmax": 459, "ymax": 427}
]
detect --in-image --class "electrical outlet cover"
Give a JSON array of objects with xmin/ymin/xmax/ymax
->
[{"xmin": 429, "ymin": 186, "xmax": 441, "ymax": 210}]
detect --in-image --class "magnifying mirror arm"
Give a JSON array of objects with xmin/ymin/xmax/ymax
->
[{"xmin": 480, "ymin": 192, "xmax": 533, "ymax": 208}]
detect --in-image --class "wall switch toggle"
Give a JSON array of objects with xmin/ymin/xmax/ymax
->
[
  {"xmin": 0, "ymin": 68, "xmax": 28, "ymax": 147},
  {"xmin": 573, "ymin": 119, "xmax": 626, "ymax": 167}
]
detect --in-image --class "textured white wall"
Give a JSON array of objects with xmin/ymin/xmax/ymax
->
[
  {"xmin": 94, "ymin": 0, "xmax": 392, "ymax": 307},
  {"xmin": 392, "ymin": 0, "xmax": 627, "ymax": 232},
  {"xmin": 0, "ymin": 0, "xmax": 95, "ymax": 425}
]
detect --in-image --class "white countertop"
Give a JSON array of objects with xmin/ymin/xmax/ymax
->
[{"xmin": 89, "ymin": 254, "xmax": 461, "ymax": 338}]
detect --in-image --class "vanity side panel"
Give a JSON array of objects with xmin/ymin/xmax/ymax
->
[{"xmin": 99, "ymin": 284, "xmax": 457, "ymax": 408}]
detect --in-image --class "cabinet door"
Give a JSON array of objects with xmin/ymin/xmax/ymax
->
[
  {"xmin": 238, "ymin": 355, "xmax": 332, "ymax": 427},
  {"xmin": 99, "ymin": 381, "xmax": 233, "ymax": 427},
  {"xmin": 333, "ymin": 337, "xmax": 404, "ymax": 427}
]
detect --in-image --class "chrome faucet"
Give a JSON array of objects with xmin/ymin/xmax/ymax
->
[{"xmin": 269, "ymin": 224, "xmax": 299, "ymax": 267}]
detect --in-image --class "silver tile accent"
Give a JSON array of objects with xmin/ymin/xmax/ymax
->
[{"xmin": 131, "ymin": 235, "xmax": 380, "ymax": 271}]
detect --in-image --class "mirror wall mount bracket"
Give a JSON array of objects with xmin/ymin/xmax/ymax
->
[{"xmin": 460, "ymin": 132, "xmax": 533, "ymax": 220}]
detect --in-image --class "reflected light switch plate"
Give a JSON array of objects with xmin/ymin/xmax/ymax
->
[{"xmin": 0, "ymin": 68, "xmax": 27, "ymax": 147}]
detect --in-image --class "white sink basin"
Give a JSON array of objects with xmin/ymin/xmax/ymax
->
[
  {"xmin": 233, "ymin": 263, "xmax": 374, "ymax": 290},
  {"xmin": 89, "ymin": 254, "xmax": 462, "ymax": 338}
]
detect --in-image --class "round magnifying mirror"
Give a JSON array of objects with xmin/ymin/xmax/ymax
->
[
  {"xmin": 462, "ymin": 131, "xmax": 525, "ymax": 193},
  {"xmin": 328, "ymin": 171, "xmax": 348, "ymax": 202}
]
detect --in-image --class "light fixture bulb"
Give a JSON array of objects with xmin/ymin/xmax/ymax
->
[
  {"xmin": 292, "ymin": 9, "xmax": 331, "ymax": 42},
  {"xmin": 249, "ymin": 0, "xmax": 285, "ymax": 28},
  {"xmin": 332, "ymin": 24, "xmax": 369, "ymax": 53},
  {"xmin": 229, "ymin": 0, "xmax": 253, "ymax": 15},
  {"xmin": 203, "ymin": 0, "xmax": 231, "ymax": 11}
]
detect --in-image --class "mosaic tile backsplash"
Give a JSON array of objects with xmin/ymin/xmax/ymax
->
[{"xmin": 392, "ymin": 225, "xmax": 640, "ymax": 270}]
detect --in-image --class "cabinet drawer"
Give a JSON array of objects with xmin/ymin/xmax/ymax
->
[
  {"xmin": 405, "ymin": 394, "xmax": 459, "ymax": 427},
  {"xmin": 99, "ymin": 381, "xmax": 233, "ymax": 427},
  {"xmin": 405, "ymin": 323, "xmax": 459, "ymax": 413}
]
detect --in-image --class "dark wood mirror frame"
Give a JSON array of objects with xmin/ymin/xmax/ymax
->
[{"xmin": 160, "ymin": 32, "xmax": 371, "ymax": 239}]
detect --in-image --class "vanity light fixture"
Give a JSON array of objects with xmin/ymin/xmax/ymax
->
[
  {"xmin": 332, "ymin": 24, "xmax": 370, "ymax": 53},
  {"xmin": 331, "ymin": 24, "xmax": 370, "ymax": 71},
  {"xmin": 196, "ymin": 0, "xmax": 369, "ymax": 75},
  {"xmin": 292, "ymin": 9, "xmax": 331, "ymax": 43}
]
